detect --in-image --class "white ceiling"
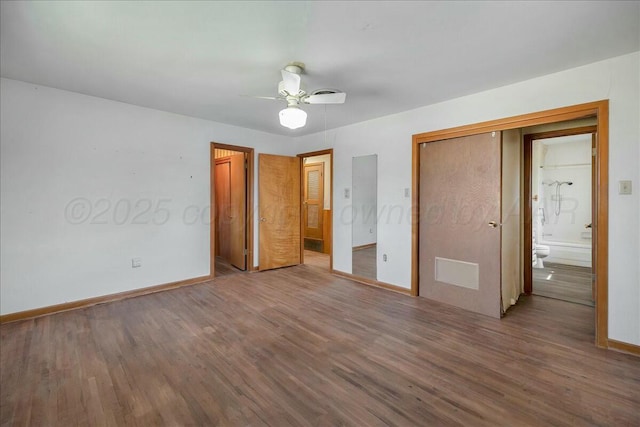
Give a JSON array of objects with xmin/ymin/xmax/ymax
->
[{"xmin": 1, "ymin": 1, "xmax": 639, "ymax": 136}]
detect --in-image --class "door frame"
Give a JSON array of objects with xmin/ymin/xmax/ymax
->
[
  {"xmin": 411, "ymin": 100, "xmax": 609, "ymax": 348},
  {"xmin": 297, "ymin": 149, "xmax": 334, "ymax": 271},
  {"xmin": 522, "ymin": 125, "xmax": 597, "ymax": 296},
  {"xmin": 210, "ymin": 142, "xmax": 255, "ymax": 277}
]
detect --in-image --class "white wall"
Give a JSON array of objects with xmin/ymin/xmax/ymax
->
[
  {"xmin": 0, "ymin": 78, "xmax": 291, "ymax": 314},
  {"xmin": 295, "ymin": 52, "xmax": 640, "ymax": 345}
]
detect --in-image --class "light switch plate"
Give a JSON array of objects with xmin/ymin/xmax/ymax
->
[{"xmin": 619, "ymin": 180, "xmax": 632, "ymax": 195}]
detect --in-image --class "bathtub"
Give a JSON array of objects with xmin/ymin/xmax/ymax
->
[{"xmin": 541, "ymin": 240, "xmax": 592, "ymax": 268}]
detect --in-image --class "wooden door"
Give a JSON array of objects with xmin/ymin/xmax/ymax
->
[
  {"xmin": 258, "ymin": 154, "xmax": 301, "ymax": 270},
  {"xmin": 229, "ymin": 153, "xmax": 246, "ymax": 270},
  {"xmin": 303, "ymin": 163, "xmax": 324, "ymax": 241},
  {"xmin": 419, "ymin": 132, "xmax": 502, "ymax": 318},
  {"xmin": 215, "ymin": 160, "xmax": 231, "ymax": 260}
]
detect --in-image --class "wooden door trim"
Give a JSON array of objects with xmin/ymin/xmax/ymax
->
[
  {"xmin": 523, "ymin": 126, "xmax": 597, "ymax": 296},
  {"xmin": 411, "ymin": 100, "xmax": 609, "ymax": 349},
  {"xmin": 297, "ymin": 149, "xmax": 334, "ymax": 271},
  {"xmin": 211, "ymin": 142, "xmax": 255, "ymax": 277},
  {"xmin": 523, "ymin": 136, "xmax": 533, "ymax": 295}
]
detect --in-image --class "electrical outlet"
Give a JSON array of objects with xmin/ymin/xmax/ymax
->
[
  {"xmin": 383, "ymin": 254, "xmax": 388, "ymax": 262},
  {"xmin": 344, "ymin": 188, "xmax": 350, "ymax": 199},
  {"xmin": 132, "ymin": 257, "xmax": 142, "ymax": 268},
  {"xmin": 404, "ymin": 188, "xmax": 410, "ymax": 198},
  {"xmin": 619, "ymin": 180, "xmax": 632, "ymax": 195}
]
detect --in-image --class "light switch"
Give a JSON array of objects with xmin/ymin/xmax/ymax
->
[{"xmin": 619, "ymin": 180, "xmax": 632, "ymax": 195}]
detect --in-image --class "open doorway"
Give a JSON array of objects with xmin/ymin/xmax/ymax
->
[
  {"xmin": 524, "ymin": 125, "xmax": 596, "ymax": 306},
  {"xmin": 298, "ymin": 149, "xmax": 333, "ymax": 271},
  {"xmin": 210, "ymin": 143, "xmax": 254, "ymax": 278}
]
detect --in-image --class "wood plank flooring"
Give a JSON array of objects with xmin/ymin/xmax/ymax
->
[
  {"xmin": 303, "ymin": 249, "xmax": 330, "ymax": 270},
  {"xmin": 533, "ymin": 262, "xmax": 594, "ymax": 306},
  {"xmin": 214, "ymin": 256, "xmax": 246, "ymax": 277},
  {"xmin": 1, "ymin": 265, "xmax": 638, "ymax": 426},
  {"xmin": 352, "ymin": 245, "xmax": 376, "ymax": 279}
]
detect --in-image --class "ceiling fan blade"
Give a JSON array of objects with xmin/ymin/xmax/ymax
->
[
  {"xmin": 281, "ymin": 69, "xmax": 301, "ymax": 94},
  {"xmin": 240, "ymin": 95, "xmax": 283, "ymax": 101},
  {"xmin": 303, "ymin": 92, "xmax": 346, "ymax": 104}
]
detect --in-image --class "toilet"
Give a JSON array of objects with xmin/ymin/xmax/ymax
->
[{"xmin": 535, "ymin": 245, "xmax": 550, "ymax": 268}]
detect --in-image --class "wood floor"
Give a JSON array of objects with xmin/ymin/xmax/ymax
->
[
  {"xmin": 533, "ymin": 262, "xmax": 594, "ymax": 306},
  {"xmin": 352, "ymin": 245, "xmax": 376, "ymax": 279},
  {"xmin": 303, "ymin": 249, "xmax": 330, "ymax": 270},
  {"xmin": 1, "ymin": 265, "xmax": 639, "ymax": 426},
  {"xmin": 214, "ymin": 256, "xmax": 246, "ymax": 277}
]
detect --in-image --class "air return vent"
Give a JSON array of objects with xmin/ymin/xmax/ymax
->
[{"xmin": 435, "ymin": 257, "xmax": 479, "ymax": 290}]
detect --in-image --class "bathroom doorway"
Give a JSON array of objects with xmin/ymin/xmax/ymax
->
[{"xmin": 523, "ymin": 126, "xmax": 596, "ymax": 306}]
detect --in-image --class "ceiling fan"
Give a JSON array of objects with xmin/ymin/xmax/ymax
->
[{"xmin": 256, "ymin": 62, "xmax": 347, "ymax": 130}]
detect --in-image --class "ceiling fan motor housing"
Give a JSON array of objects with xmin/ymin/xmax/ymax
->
[{"xmin": 278, "ymin": 80, "xmax": 305, "ymax": 97}]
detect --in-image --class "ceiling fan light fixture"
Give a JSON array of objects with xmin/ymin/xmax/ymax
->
[{"xmin": 279, "ymin": 106, "xmax": 307, "ymax": 129}]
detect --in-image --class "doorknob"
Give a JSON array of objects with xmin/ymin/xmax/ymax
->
[
  {"xmin": 260, "ymin": 217, "xmax": 267, "ymax": 222},
  {"xmin": 488, "ymin": 221, "xmax": 499, "ymax": 228}
]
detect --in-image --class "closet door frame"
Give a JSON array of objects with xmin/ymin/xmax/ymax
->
[{"xmin": 411, "ymin": 100, "xmax": 609, "ymax": 349}]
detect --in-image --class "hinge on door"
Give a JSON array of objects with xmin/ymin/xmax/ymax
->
[
  {"xmin": 244, "ymin": 249, "xmax": 247, "ymax": 255},
  {"xmin": 592, "ymin": 148, "xmax": 597, "ymax": 157}
]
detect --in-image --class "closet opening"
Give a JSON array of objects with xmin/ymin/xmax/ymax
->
[{"xmin": 411, "ymin": 100, "xmax": 609, "ymax": 348}]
